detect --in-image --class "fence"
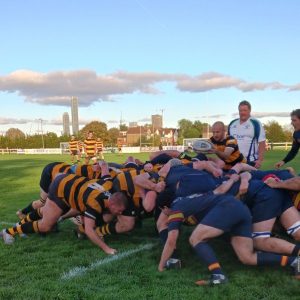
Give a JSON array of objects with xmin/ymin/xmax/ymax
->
[{"xmin": 0, "ymin": 142, "xmax": 292, "ymax": 155}]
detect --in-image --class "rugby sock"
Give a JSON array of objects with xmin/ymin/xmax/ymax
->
[
  {"xmin": 20, "ymin": 209, "xmax": 42, "ymax": 224},
  {"xmin": 291, "ymin": 245, "xmax": 300, "ymax": 257},
  {"xmin": 257, "ymin": 252, "xmax": 296, "ymax": 266},
  {"xmin": 6, "ymin": 221, "xmax": 39, "ymax": 236},
  {"xmin": 158, "ymin": 228, "xmax": 179, "ymax": 259},
  {"xmin": 159, "ymin": 228, "xmax": 168, "ymax": 245},
  {"xmin": 21, "ymin": 202, "xmax": 34, "ymax": 214},
  {"xmin": 96, "ymin": 222, "xmax": 117, "ymax": 236},
  {"xmin": 193, "ymin": 242, "xmax": 223, "ymax": 275}
]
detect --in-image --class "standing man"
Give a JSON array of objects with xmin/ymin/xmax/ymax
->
[
  {"xmin": 84, "ymin": 131, "xmax": 97, "ymax": 165},
  {"xmin": 228, "ymin": 100, "xmax": 266, "ymax": 168},
  {"xmin": 275, "ymin": 109, "xmax": 300, "ymax": 169},
  {"xmin": 69, "ymin": 135, "xmax": 79, "ymax": 164}
]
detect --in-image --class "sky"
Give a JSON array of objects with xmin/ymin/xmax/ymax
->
[{"xmin": 0, "ymin": 0, "xmax": 300, "ymax": 136}]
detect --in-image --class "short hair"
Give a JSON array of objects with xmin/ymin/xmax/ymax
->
[
  {"xmin": 238, "ymin": 100, "xmax": 251, "ymax": 111},
  {"xmin": 110, "ymin": 191, "xmax": 128, "ymax": 208},
  {"xmin": 291, "ymin": 109, "xmax": 300, "ymax": 119},
  {"xmin": 212, "ymin": 121, "xmax": 225, "ymax": 130}
]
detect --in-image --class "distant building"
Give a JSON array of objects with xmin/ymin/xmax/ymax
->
[
  {"xmin": 126, "ymin": 126, "xmax": 147, "ymax": 146},
  {"xmin": 62, "ymin": 112, "xmax": 70, "ymax": 136},
  {"xmin": 151, "ymin": 114, "xmax": 163, "ymax": 130},
  {"xmin": 129, "ymin": 122, "xmax": 138, "ymax": 128},
  {"xmin": 71, "ymin": 96, "xmax": 79, "ymax": 134}
]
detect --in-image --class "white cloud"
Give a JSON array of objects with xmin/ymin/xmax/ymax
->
[
  {"xmin": 231, "ymin": 112, "xmax": 290, "ymax": 118},
  {"xmin": 0, "ymin": 69, "xmax": 298, "ymax": 108},
  {"xmin": 0, "ymin": 117, "xmax": 32, "ymax": 125}
]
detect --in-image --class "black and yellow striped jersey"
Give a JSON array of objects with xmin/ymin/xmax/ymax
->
[
  {"xmin": 112, "ymin": 169, "xmax": 145, "ymax": 207},
  {"xmin": 40, "ymin": 162, "xmax": 72, "ymax": 193},
  {"xmin": 210, "ymin": 135, "xmax": 246, "ymax": 169},
  {"xmin": 84, "ymin": 138, "xmax": 96, "ymax": 156},
  {"xmin": 55, "ymin": 174, "xmax": 113, "ymax": 220},
  {"xmin": 75, "ymin": 164, "xmax": 118, "ymax": 180},
  {"xmin": 69, "ymin": 139, "xmax": 79, "ymax": 152}
]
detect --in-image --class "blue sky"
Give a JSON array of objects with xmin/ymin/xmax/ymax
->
[{"xmin": 0, "ymin": 0, "xmax": 299, "ymax": 135}]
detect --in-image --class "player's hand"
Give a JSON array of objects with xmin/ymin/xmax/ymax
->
[
  {"xmin": 274, "ymin": 161, "xmax": 284, "ymax": 169},
  {"xmin": 155, "ymin": 182, "xmax": 166, "ymax": 193},
  {"xmin": 254, "ymin": 160, "xmax": 262, "ymax": 169},
  {"xmin": 264, "ymin": 178, "xmax": 280, "ymax": 188},
  {"xmin": 230, "ymin": 174, "xmax": 240, "ymax": 182},
  {"xmin": 104, "ymin": 247, "xmax": 117, "ymax": 255},
  {"xmin": 144, "ymin": 163, "xmax": 153, "ymax": 172},
  {"xmin": 158, "ymin": 264, "xmax": 165, "ymax": 272},
  {"xmin": 212, "ymin": 169, "xmax": 223, "ymax": 178}
]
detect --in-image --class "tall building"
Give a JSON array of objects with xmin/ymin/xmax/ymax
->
[
  {"xmin": 151, "ymin": 114, "xmax": 163, "ymax": 130},
  {"xmin": 62, "ymin": 112, "xmax": 70, "ymax": 136},
  {"xmin": 71, "ymin": 96, "xmax": 79, "ymax": 134}
]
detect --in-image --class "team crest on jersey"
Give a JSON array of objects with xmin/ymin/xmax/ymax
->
[
  {"xmin": 88, "ymin": 182, "xmax": 105, "ymax": 192},
  {"xmin": 103, "ymin": 191, "xmax": 111, "ymax": 198}
]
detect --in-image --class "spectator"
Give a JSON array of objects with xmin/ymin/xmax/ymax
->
[
  {"xmin": 275, "ymin": 109, "xmax": 300, "ymax": 169},
  {"xmin": 228, "ymin": 100, "xmax": 266, "ymax": 168}
]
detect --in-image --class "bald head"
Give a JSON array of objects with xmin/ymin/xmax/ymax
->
[{"xmin": 212, "ymin": 121, "xmax": 226, "ymax": 141}]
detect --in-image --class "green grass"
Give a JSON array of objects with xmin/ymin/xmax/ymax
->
[{"xmin": 0, "ymin": 151, "xmax": 299, "ymax": 300}]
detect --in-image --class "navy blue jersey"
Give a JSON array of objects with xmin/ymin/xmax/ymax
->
[
  {"xmin": 250, "ymin": 170, "xmax": 294, "ymax": 181},
  {"xmin": 167, "ymin": 192, "xmax": 220, "ymax": 231}
]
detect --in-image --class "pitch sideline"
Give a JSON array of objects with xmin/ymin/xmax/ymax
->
[
  {"xmin": 61, "ymin": 242, "xmax": 156, "ymax": 280},
  {"xmin": 0, "ymin": 221, "xmax": 16, "ymax": 226}
]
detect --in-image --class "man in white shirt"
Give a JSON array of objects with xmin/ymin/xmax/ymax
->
[{"xmin": 228, "ymin": 100, "xmax": 266, "ymax": 169}]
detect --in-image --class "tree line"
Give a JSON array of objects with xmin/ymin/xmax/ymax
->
[{"xmin": 0, "ymin": 119, "xmax": 293, "ymax": 149}]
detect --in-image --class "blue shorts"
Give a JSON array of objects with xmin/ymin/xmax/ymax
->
[
  {"xmin": 246, "ymin": 185, "xmax": 293, "ymax": 223},
  {"xmin": 196, "ymin": 196, "xmax": 252, "ymax": 238}
]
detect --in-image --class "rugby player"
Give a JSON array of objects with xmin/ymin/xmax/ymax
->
[
  {"xmin": 158, "ymin": 187, "xmax": 300, "ymax": 285},
  {"xmin": 1, "ymin": 164, "xmax": 127, "ymax": 254}
]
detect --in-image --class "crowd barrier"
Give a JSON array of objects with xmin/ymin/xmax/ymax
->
[{"xmin": 0, "ymin": 143, "xmax": 291, "ymax": 155}]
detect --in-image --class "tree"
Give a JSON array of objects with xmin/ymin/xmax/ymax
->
[
  {"xmin": 178, "ymin": 119, "xmax": 201, "ymax": 139},
  {"xmin": 6, "ymin": 128, "xmax": 25, "ymax": 140},
  {"xmin": 119, "ymin": 124, "xmax": 128, "ymax": 131},
  {"xmin": 193, "ymin": 120, "xmax": 205, "ymax": 137},
  {"xmin": 107, "ymin": 127, "xmax": 120, "ymax": 146},
  {"xmin": 282, "ymin": 124, "xmax": 293, "ymax": 142},
  {"xmin": 79, "ymin": 121, "xmax": 108, "ymax": 142},
  {"xmin": 264, "ymin": 121, "xmax": 286, "ymax": 142}
]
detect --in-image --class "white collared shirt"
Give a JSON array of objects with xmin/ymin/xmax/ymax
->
[{"xmin": 228, "ymin": 118, "xmax": 265, "ymax": 162}]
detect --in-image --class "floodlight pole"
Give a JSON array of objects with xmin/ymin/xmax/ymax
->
[{"xmin": 39, "ymin": 119, "xmax": 45, "ymax": 149}]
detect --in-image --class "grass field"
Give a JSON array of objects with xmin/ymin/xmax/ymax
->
[{"xmin": 0, "ymin": 151, "xmax": 299, "ymax": 300}]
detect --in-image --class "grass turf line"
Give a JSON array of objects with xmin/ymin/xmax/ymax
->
[{"xmin": 61, "ymin": 243, "xmax": 156, "ymax": 280}]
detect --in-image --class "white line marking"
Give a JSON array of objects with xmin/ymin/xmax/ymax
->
[
  {"xmin": 0, "ymin": 221, "xmax": 15, "ymax": 226},
  {"xmin": 61, "ymin": 242, "xmax": 156, "ymax": 280}
]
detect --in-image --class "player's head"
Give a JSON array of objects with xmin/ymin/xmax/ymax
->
[
  {"xmin": 290, "ymin": 109, "xmax": 300, "ymax": 130},
  {"xmin": 108, "ymin": 192, "xmax": 128, "ymax": 215},
  {"xmin": 238, "ymin": 100, "xmax": 251, "ymax": 122},
  {"xmin": 212, "ymin": 121, "xmax": 226, "ymax": 141}
]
